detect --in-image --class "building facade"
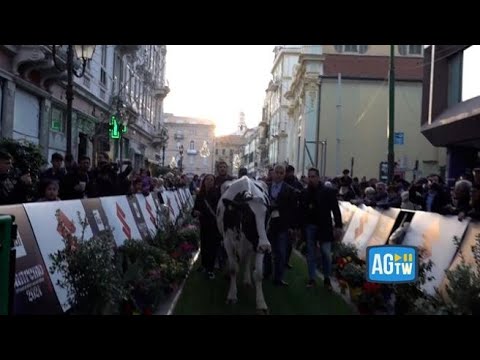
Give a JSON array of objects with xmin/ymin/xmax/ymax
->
[
  {"xmin": 163, "ymin": 114, "xmax": 215, "ymax": 175},
  {"xmin": 262, "ymin": 46, "xmax": 301, "ymax": 168},
  {"xmin": 214, "ymin": 113, "xmax": 247, "ymax": 176},
  {"xmin": 214, "ymin": 134, "xmax": 245, "ymax": 176},
  {"xmin": 0, "ymin": 45, "xmax": 169, "ymax": 170},
  {"xmin": 243, "ymin": 126, "xmax": 260, "ymax": 177},
  {"xmin": 282, "ymin": 45, "xmax": 445, "ymax": 180},
  {"xmin": 421, "ymin": 45, "xmax": 480, "ymax": 184}
]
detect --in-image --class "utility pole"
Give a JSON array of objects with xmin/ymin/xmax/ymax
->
[
  {"xmin": 336, "ymin": 73, "xmax": 342, "ymax": 176},
  {"xmin": 388, "ymin": 45, "xmax": 395, "ymax": 184}
]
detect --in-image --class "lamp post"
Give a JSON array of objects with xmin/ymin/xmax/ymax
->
[
  {"xmin": 178, "ymin": 144, "xmax": 184, "ymax": 173},
  {"xmin": 52, "ymin": 45, "xmax": 96, "ymax": 157}
]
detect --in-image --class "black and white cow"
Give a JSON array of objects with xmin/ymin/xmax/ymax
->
[{"xmin": 216, "ymin": 176, "xmax": 271, "ymax": 313}]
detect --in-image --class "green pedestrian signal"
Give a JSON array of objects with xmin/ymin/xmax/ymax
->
[{"xmin": 109, "ymin": 116, "xmax": 127, "ymax": 139}]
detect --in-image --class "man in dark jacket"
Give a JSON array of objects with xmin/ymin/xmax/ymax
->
[
  {"xmin": 40, "ymin": 152, "xmax": 66, "ymax": 183},
  {"xmin": 214, "ymin": 161, "xmax": 234, "ymax": 194},
  {"xmin": 284, "ymin": 165, "xmax": 303, "ymax": 269},
  {"xmin": 61, "ymin": 155, "xmax": 92, "ymax": 200},
  {"xmin": 300, "ymin": 168, "xmax": 342, "ymax": 290},
  {"xmin": 0, "ymin": 150, "xmax": 32, "ymax": 205},
  {"xmin": 264, "ymin": 164, "xmax": 298, "ymax": 286}
]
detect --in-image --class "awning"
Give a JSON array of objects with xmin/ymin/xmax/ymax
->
[{"xmin": 422, "ymin": 95, "xmax": 480, "ymax": 148}]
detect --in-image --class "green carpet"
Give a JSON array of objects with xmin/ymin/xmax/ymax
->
[{"xmin": 173, "ymin": 252, "xmax": 353, "ymax": 315}]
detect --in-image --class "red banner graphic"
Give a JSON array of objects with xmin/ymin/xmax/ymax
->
[
  {"xmin": 145, "ymin": 199, "xmax": 156, "ymax": 226},
  {"xmin": 116, "ymin": 202, "xmax": 131, "ymax": 239}
]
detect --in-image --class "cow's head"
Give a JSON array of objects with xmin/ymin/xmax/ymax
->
[{"xmin": 222, "ymin": 185, "xmax": 270, "ymax": 252}]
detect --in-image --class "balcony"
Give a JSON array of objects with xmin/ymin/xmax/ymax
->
[
  {"xmin": 267, "ymin": 80, "xmax": 280, "ymax": 92},
  {"xmin": 117, "ymin": 45, "xmax": 141, "ymax": 56},
  {"xmin": 151, "ymin": 134, "xmax": 168, "ymax": 147},
  {"xmin": 151, "ymin": 126, "xmax": 169, "ymax": 148},
  {"xmin": 154, "ymin": 85, "xmax": 170, "ymax": 99},
  {"xmin": 187, "ymin": 149, "xmax": 198, "ymax": 155},
  {"xmin": 174, "ymin": 131, "xmax": 184, "ymax": 140},
  {"xmin": 12, "ymin": 45, "xmax": 71, "ymax": 89}
]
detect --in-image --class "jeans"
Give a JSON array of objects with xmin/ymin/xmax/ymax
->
[
  {"xmin": 305, "ymin": 224, "xmax": 332, "ymax": 281},
  {"xmin": 272, "ymin": 231, "xmax": 289, "ymax": 283}
]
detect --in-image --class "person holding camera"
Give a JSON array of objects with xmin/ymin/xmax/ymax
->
[{"xmin": 0, "ymin": 151, "xmax": 33, "ymax": 205}]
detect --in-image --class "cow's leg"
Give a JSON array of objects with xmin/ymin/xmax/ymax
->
[
  {"xmin": 254, "ymin": 252, "xmax": 268, "ymax": 313},
  {"xmin": 243, "ymin": 251, "xmax": 253, "ymax": 287},
  {"xmin": 224, "ymin": 239, "xmax": 239, "ymax": 304}
]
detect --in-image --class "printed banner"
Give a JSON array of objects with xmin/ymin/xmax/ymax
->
[
  {"xmin": 81, "ymin": 198, "xmax": 110, "ymax": 235},
  {"xmin": 338, "ymin": 201, "xmax": 356, "ymax": 230},
  {"xmin": 135, "ymin": 194, "xmax": 159, "ymax": 239},
  {"xmin": 0, "ymin": 205, "xmax": 63, "ymax": 314},
  {"xmin": 359, "ymin": 206, "xmax": 400, "ymax": 260},
  {"xmin": 100, "ymin": 196, "xmax": 142, "ymax": 246},
  {"xmin": 342, "ymin": 206, "xmax": 380, "ymax": 253},
  {"xmin": 401, "ymin": 211, "xmax": 470, "ymax": 296},
  {"xmin": 24, "ymin": 200, "xmax": 94, "ymax": 312},
  {"xmin": 127, "ymin": 195, "xmax": 151, "ymax": 240},
  {"xmin": 164, "ymin": 191, "xmax": 179, "ymax": 223},
  {"xmin": 439, "ymin": 222, "xmax": 480, "ymax": 301}
]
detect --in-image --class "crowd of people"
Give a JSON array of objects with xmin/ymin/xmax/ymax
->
[
  {"xmin": 192, "ymin": 162, "xmax": 342, "ymax": 290},
  {"xmin": 0, "ymin": 150, "xmax": 191, "ymax": 206},
  {"xmin": 3, "ymin": 146, "xmax": 480, "ymax": 291},
  {"xmin": 191, "ymin": 163, "xmax": 480, "ymax": 291}
]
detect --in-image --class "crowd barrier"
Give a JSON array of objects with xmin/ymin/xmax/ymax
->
[
  {"xmin": 4, "ymin": 193, "xmax": 475, "ymax": 314},
  {"xmin": 337, "ymin": 201, "xmax": 475, "ymax": 297},
  {"xmin": 0, "ymin": 188, "xmax": 194, "ymax": 315}
]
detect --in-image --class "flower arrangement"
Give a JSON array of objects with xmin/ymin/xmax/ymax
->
[
  {"xmin": 441, "ymin": 232, "xmax": 480, "ymax": 315},
  {"xmin": 49, "ymin": 212, "xmax": 127, "ymax": 315},
  {"xmin": 49, "ymin": 201, "xmax": 200, "ymax": 315}
]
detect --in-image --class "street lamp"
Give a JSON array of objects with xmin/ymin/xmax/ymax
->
[
  {"xmin": 52, "ymin": 45, "xmax": 96, "ymax": 157},
  {"xmin": 178, "ymin": 144, "xmax": 184, "ymax": 173}
]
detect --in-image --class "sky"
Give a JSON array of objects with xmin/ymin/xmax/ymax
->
[{"xmin": 163, "ymin": 45, "xmax": 275, "ymax": 136}]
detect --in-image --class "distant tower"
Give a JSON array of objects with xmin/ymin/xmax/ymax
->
[{"xmin": 238, "ymin": 111, "xmax": 247, "ymax": 133}]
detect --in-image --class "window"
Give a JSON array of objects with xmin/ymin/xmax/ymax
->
[
  {"xmin": 189, "ymin": 140, "xmax": 195, "ymax": 150},
  {"xmin": 398, "ymin": 45, "xmax": 423, "ymax": 56},
  {"xmin": 100, "ymin": 46, "xmax": 108, "ymax": 87},
  {"xmin": 448, "ymin": 52, "xmax": 463, "ymax": 106},
  {"xmin": 222, "ymin": 149, "xmax": 226, "ymax": 155},
  {"xmin": 215, "ymin": 149, "xmax": 218, "ymax": 155},
  {"xmin": 101, "ymin": 45, "xmax": 107, "ymax": 67},
  {"xmin": 461, "ymin": 45, "xmax": 480, "ymax": 102},
  {"xmin": 100, "ymin": 68, "xmax": 107, "ymax": 87},
  {"xmin": 334, "ymin": 45, "xmax": 368, "ymax": 54},
  {"xmin": 51, "ymin": 107, "xmax": 64, "ymax": 132},
  {"xmin": 100, "ymin": 88, "xmax": 106, "ymax": 100},
  {"xmin": 345, "ymin": 45, "xmax": 358, "ymax": 53}
]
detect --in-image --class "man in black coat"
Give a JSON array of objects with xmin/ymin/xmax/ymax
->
[
  {"xmin": 300, "ymin": 168, "xmax": 342, "ymax": 290},
  {"xmin": 264, "ymin": 164, "xmax": 298, "ymax": 286}
]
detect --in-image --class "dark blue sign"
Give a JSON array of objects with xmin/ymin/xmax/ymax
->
[{"xmin": 394, "ymin": 132, "xmax": 404, "ymax": 145}]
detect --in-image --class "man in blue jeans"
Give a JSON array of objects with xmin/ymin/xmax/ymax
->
[
  {"xmin": 300, "ymin": 168, "xmax": 343, "ymax": 290},
  {"xmin": 264, "ymin": 164, "xmax": 298, "ymax": 286}
]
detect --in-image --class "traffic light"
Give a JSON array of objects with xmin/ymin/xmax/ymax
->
[{"xmin": 109, "ymin": 115, "xmax": 127, "ymax": 139}]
